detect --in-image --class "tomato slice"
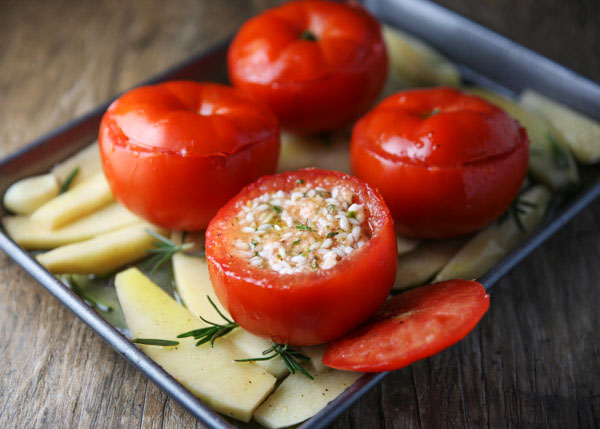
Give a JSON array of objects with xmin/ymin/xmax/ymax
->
[
  {"xmin": 206, "ymin": 168, "xmax": 398, "ymax": 346},
  {"xmin": 322, "ymin": 279, "xmax": 490, "ymax": 372}
]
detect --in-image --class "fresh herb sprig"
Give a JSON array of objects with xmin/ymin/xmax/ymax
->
[
  {"xmin": 144, "ymin": 229, "xmax": 193, "ymax": 274},
  {"xmin": 177, "ymin": 296, "xmax": 239, "ymax": 347},
  {"xmin": 499, "ymin": 192, "xmax": 538, "ymax": 233},
  {"xmin": 236, "ymin": 343, "xmax": 314, "ymax": 380},
  {"xmin": 61, "ymin": 274, "xmax": 113, "ymax": 312},
  {"xmin": 133, "ymin": 338, "xmax": 179, "ymax": 346},
  {"xmin": 59, "ymin": 167, "xmax": 80, "ymax": 194}
]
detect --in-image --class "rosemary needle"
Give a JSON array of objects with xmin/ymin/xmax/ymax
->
[
  {"xmin": 499, "ymin": 192, "xmax": 538, "ymax": 233},
  {"xmin": 144, "ymin": 229, "xmax": 193, "ymax": 275},
  {"xmin": 177, "ymin": 296, "xmax": 239, "ymax": 347},
  {"xmin": 59, "ymin": 166, "xmax": 79, "ymax": 194},
  {"xmin": 133, "ymin": 338, "xmax": 179, "ymax": 346}
]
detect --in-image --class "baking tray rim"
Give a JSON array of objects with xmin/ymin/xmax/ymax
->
[{"xmin": 1, "ymin": 2, "xmax": 600, "ymax": 428}]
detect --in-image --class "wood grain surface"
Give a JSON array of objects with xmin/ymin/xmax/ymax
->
[{"xmin": 1, "ymin": 0, "xmax": 599, "ymax": 427}]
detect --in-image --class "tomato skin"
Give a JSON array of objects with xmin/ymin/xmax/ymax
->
[
  {"xmin": 99, "ymin": 81, "xmax": 279, "ymax": 231},
  {"xmin": 323, "ymin": 279, "xmax": 490, "ymax": 372},
  {"xmin": 228, "ymin": 0, "xmax": 388, "ymax": 134},
  {"xmin": 351, "ymin": 87, "xmax": 529, "ymax": 238},
  {"xmin": 205, "ymin": 169, "xmax": 398, "ymax": 346}
]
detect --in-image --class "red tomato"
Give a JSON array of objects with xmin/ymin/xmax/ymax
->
[
  {"xmin": 99, "ymin": 81, "xmax": 279, "ymax": 231},
  {"xmin": 205, "ymin": 168, "xmax": 397, "ymax": 346},
  {"xmin": 228, "ymin": 0, "xmax": 388, "ymax": 134},
  {"xmin": 350, "ymin": 87, "xmax": 529, "ymax": 238},
  {"xmin": 323, "ymin": 279, "xmax": 490, "ymax": 372}
]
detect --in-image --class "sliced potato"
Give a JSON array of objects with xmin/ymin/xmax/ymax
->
[
  {"xmin": 278, "ymin": 131, "xmax": 351, "ymax": 174},
  {"xmin": 254, "ymin": 367, "xmax": 361, "ymax": 428},
  {"xmin": 36, "ymin": 222, "xmax": 163, "ymax": 274},
  {"xmin": 31, "ymin": 171, "xmax": 113, "ymax": 230},
  {"xmin": 520, "ymin": 90, "xmax": 600, "ymax": 164},
  {"xmin": 435, "ymin": 186, "xmax": 552, "ymax": 281},
  {"xmin": 300, "ymin": 344, "xmax": 328, "ymax": 374},
  {"xmin": 396, "ymin": 234, "xmax": 420, "ymax": 256},
  {"xmin": 171, "ymin": 251, "xmax": 288, "ymax": 378},
  {"xmin": 115, "ymin": 268, "xmax": 276, "ymax": 422},
  {"xmin": 383, "ymin": 25, "xmax": 460, "ymax": 87},
  {"xmin": 3, "ymin": 203, "xmax": 140, "ymax": 249},
  {"xmin": 394, "ymin": 238, "xmax": 465, "ymax": 290},
  {"xmin": 51, "ymin": 142, "xmax": 102, "ymax": 187},
  {"xmin": 172, "ymin": 252, "xmax": 225, "ymax": 320},
  {"xmin": 2, "ymin": 174, "xmax": 60, "ymax": 215},
  {"xmin": 466, "ymin": 87, "xmax": 578, "ymax": 190}
]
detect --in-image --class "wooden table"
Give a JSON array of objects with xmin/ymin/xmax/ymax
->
[{"xmin": 1, "ymin": 1, "xmax": 598, "ymax": 427}]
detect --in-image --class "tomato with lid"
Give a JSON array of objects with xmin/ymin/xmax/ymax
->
[
  {"xmin": 228, "ymin": 0, "xmax": 388, "ymax": 134},
  {"xmin": 205, "ymin": 168, "xmax": 397, "ymax": 346},
  {"xmin": 350, "ymin": 87, "xmax": 529, "ymax": 238},
  {"xmin": 99, "ymin": 81, "xmax": 279, "ymax": 230}
]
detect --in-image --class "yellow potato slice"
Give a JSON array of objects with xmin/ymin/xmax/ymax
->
[
  {"xmin": 394, "ymin": 238, "xmax": 465, "ymax": 290},
  {"xmin": 36, "ymin": 222, "xmax": 163, "ymax": 274},
  {"xmin": 520, "ymin": 90, "xmax": 600, "ymax": 164},
  {"xmin": 51, "ymin": 142, "xmax": 102, "ymax": 188},
  {"xmin": 383, "ymin": 25, "xmax": 460, "ymax": 87},
  {"xmin": 435, "ymin": 186, "xmax": 552, "ymax": 281},
  {"xmin": 31, "ymin": 171, "xmax": 113, "ymax": 230},
  {"xmin": 115, "ymin": 268, "xmax": 276, "ymax": 422},
  {"xmin": 396, "ymin": 234, "xmax": 420, "ymax": 256},
  {"xmin": 300, "ymin": 344, "xmax": 328, "ymax": 374},
  {"xmin": 466, "ymin": 87, "xmax": 578, "ymax": 190},
  {"xmin": 2, "ymin": 174, "xmax": 60, "ymax": 214},
  {"xmin": 3, "ymin": 203, "xmax": 140, "ymax": 249},
  {"xmin": 254, "ymin": 367, "xmax": 361, "ymax": 428}
]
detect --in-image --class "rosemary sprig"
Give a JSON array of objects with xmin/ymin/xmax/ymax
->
[
  {"xmin": 133, "ymin": 338, "xmax": 179, "ymax": 346},
  {"xmin": 144, "ymin": 229, "xmax": 193, "ymax": 274},
  {"xmin": 59, "ymin": 166, "xmax": 80, "ymax": 194},
  {"xmin": 499, "ymin": 192, "xmax": 538, "ymax": 233},
  {"xmin": 235, "ymin": 343, "xmax": 314, "ymax": 380},
  {"xmin": 177, "ymin": 296, "xmax": 239, "ymax": 347},
  {"xmin": 61, "ymin": 274, "xmax": 113, "ymax": 312}
]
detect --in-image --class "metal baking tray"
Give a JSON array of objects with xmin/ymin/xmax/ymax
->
[{"xmin": 1, "ymin": 0, "xmax": 599, "ymax": 427}]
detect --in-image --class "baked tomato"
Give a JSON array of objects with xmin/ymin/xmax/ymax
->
[
  {"xmin": 205, "ymin": 168, "xmax": 397, "ymax": 346},
  {"xmin": 323, "ymin": 279, "xmax": 490, "ymax": 372},
  {"xmin": 228, "ymin": 0, "xmax": 387, "ymax": 134},
  {"xmin": 350, "ymin": 87, "xmax": 529, "ymax": 239},
  {"xmin": 99, "ymin": 81, "xmax": 279, "ymax": 231}
]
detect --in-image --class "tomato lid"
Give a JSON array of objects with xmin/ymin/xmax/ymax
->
[
  {"xmin": 102, "ymin": 81, "xmax": 278, "ymax": 157},
  {"xmin": 353, "ymin": 87, "xmax": 529, "ymax": 167},
  {"xmin": 229, "ymin": 0, "xmax": 384, "ymax": 83}
]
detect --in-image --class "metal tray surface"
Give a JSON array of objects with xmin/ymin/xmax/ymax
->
[{"xmin": 1, "ymin": 0, "xmax": 599, "ymax": 427}]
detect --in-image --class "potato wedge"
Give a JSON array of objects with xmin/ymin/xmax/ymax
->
[
  {"xmin": 3, "ymin": 203, "xmax": 140, "ymax": 249},
  {"xmin": 396, "ymin": 234, "xmax": 420, "ymax": 256},
  {"xmin": 300, "ymin": 344, "xmax": 328, "ymax": 374},
  {"xmin": 278, "ymin": 131, "xmax": 351, "ymax": 174},
  {"xmin": 466, "ymin": 87, "xmax": 578, "ymax": 190},
  {"xmin": 383, "ymin": 25, "xmax": 460, "ymax": 87},
  {"xmin": 115, "ymin": 268, "xmax": 276, "ymax": 422},
  {"xmin": 435, "ymin": 186, "xmax": 552, "ymax": 281},
  {"xmin": 394, "ymin": 238, "xmax": 465, "ymax": 290},
  {"xmin": 31, "ymin": 171, "xmax": 113, "ymax": 230},
  {"xmin": 2, "ymin": 174, "xmax": 60, "ymax": 215},
  {"xmin": 51, "ymin": 142, "xmax": 102, "ymax": 187},
  {"xmin": 254, "ymin": 367, "xmax": 361, "ymax": 428},
  {"xmin": 520, "ymin": 90, "xmax": 600, "ymax": 164},
  {"xmin": 171, "ymin": 251, "xmax": 288, "ymax": 378},
  {"xmin": 36, "ymin": 222, "xmax": 163, "ymax": 274}
]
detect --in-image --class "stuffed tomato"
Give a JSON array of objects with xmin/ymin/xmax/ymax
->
[
  {"xmin": 228, "ymin": 0, "xmax": 387, "ymax": 134},
  {"xmin": 99, "ymin": 81, "xmax": 279, "ymax": 231},
  {"xmin": 351, "ymin": 87, "xmax": 529, "ymax": 239},
  {"xmin": 205, "ymin": 168, "xmax": 397, "ymax": 346}
]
